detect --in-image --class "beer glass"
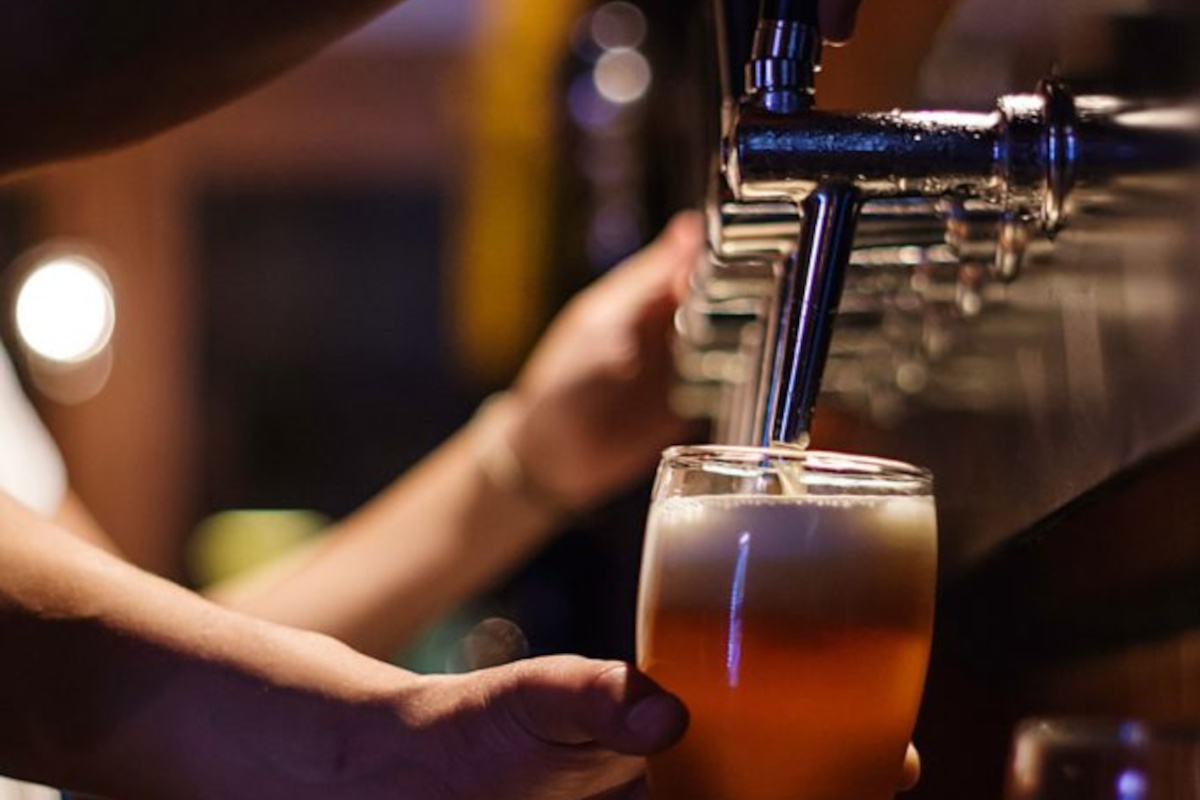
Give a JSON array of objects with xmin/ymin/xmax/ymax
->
[
  {"xmin": 1006, "ymin": 718, "xmax": 1200, "ymax": 800},
  {"xmin": 636, "ymin": 446, "xmax": 937, "ymax": 800}
]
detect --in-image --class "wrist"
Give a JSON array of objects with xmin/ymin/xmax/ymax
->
[
  {"xmin": 469, "ymin": 393, "xmax": 580, "ymax": 523},
  {"xmin": 152, "ymin": 623, "xmax": 419, "ymax": 799}
]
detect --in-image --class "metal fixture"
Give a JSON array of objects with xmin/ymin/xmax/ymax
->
[{"xmin": 677, "ymin": 0, "xmax": 1198, "ymax": 448}]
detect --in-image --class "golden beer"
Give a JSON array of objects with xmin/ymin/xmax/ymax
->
[{"xmin": 637, "ymin": 449, "xmax": 937, "ymax": 800}]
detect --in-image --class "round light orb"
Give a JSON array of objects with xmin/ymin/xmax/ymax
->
[
  {"xmin": 593, "ymin": 48, "xmax": 653, "ymax": 105},
  {"xmin": 15, "ymin": 255, "xmax": 115, "ymax": 364},
  {"xmin": 590, "ymin": 2, "xmax": 648, "ymax": 51}
]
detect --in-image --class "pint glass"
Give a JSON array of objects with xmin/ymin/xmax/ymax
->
[{"xmin": 636, "ymin": 446, "xmax": 937, "ymax": 800}]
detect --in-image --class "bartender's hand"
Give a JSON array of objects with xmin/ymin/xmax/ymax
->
[
  {"xmin": 499, "ymin": 213, "xmax": 703, "ymax": 513},
  {"xmin": 820, "ymin": 0, "xmax": 865, "ymax": 43},
  {"xmin": 397, "ymin": 656, "xmax": 687, "ymax": 800}
]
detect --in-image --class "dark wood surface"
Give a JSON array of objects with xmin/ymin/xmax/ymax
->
[{"xmin": 911, "ymin": 433, "xmax": 1200, "ymax": 800}]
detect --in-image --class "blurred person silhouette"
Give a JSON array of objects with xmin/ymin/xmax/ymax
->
[{"xmin": 0, "ymin": 2, "xmax": 914, "ymax": 800}]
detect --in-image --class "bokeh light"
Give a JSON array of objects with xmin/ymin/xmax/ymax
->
[
  {"xmin": 15, "ymin": 255, "xmax": 115, "ymax": 364},
  {"xmin": 590, "ymin": 2, "xmax": 648, "ymax": 51},
  {"xmin": 593, "ymin": 48, "xmax": 653, "ymax": 105}
]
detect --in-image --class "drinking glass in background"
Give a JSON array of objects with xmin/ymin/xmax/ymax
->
[
  {"xmin": 636, "ymin": 446, "xmax": 938, "ymax": 800},
  {"xmin": 1007, "ymin": 719, "xmax": 1200, "ymax": 800}
]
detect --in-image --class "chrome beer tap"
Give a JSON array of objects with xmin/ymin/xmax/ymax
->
[
  {"xmin": 742, "ymin": 0, "xmax": 855, "ymax": 448},
  {"xmin": 678, "ymin": 0, "xmax": 1198, "ymax": 448}
]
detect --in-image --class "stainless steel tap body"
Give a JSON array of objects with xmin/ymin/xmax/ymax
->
[
  {"xmin": 726, "ymin": 86, "xmax": 1195, "ymax": 229},
  {"xmin": 727, "ymin": 88, "xmax": 1078, "ymax": 234}
]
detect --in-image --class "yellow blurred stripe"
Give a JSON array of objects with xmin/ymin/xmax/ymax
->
[{"xmin": 450, "ymin": 2, "xmax": 586, "ymax": 381}]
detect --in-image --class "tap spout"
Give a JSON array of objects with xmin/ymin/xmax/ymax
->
[{"xmin": 760, "ymin": 183, "xmax": 860, "ymax": 446}]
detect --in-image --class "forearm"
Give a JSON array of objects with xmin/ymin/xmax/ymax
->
[
  {"xmin": 0, "ymin": 0, "xmax": 401, "ymax": 176},
  {"xmin": 209, "ymin": 393, "xmax": 564, "ymax": 659},
  {"xmin": 207, "ymin": 214, "xmax": 706, "ymax": 658},
  {"xmin": 0, "ymin": 492, "xmax": 409, "ymax": 798}
]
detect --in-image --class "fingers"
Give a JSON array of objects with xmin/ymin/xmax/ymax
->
[
  {"xmin": 494, "ymin": 656, "xmax": 688, "ymax": 756},
  {"xmin": 638, "ymin": 211, "xmax": 703, "ymax": 262},
  {"xmin": 659, "ymin": 211, "xmax": 704, "ymax": 256},
  {"xmin": 632, "ymin": 211, "xmax": 703, "ymax": 313},
  {"xmin": 610, "ymin": 212, "xmax": 703, "ymax": 299},
  {"xmin": 664, "ymin": 212, "xmax": 704, "ymax": 304},
  {"xmin": 900, "ymin": 743, "xmax": 921, "ymax": 791},
  {"xmin": 819, "ymin": 0, "xmax": 864, "ymax": 44}
]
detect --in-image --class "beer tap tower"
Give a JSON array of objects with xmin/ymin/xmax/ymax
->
[{"xmin": 683, "ymin": 0, "xmax": 1196, "ymax": 452}]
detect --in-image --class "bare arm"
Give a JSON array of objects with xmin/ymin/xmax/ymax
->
[
  {"xmin": 206, "ymin": 397, "xmax": 571, "ymax": 659},
  {"xmin": 0, "ymin": 487, "xmax": 403, "ymax": 795},
  {"xmin": 209, "ymin": 214, "xmax": 702, "ymax": 657},
  {"xmin": 0, "ymin": 0, "xmax": 404, "ymax": 176},
  {"xmin": 3, "ymin": 490, "xmax": 685, "ymax": 799},
  {"xmin": 48, "ymin": 215, "xmax": 698, "ymax": 658},
  {"xmin": 51, "ymin": 491, "xmax": 122, "ymax": 556}
]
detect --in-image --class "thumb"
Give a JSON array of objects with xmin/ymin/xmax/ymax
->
[
  {"xmin": 663, "ymin": 211, "xmax": 705, "ymax": 305},
  {"xmin": 608, "ymin": 212, "xmax": 703, "ymax": 303},
  {"xmin": 491, "ymin": 656, "xmax": 688, "ymax": 756},
  {"xmin": 637, "ymin": 212, "xmax": 703, "ymax": 268}
]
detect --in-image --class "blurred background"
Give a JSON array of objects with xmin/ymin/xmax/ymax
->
[{"xmin": 0, "ymin": 1, "xmax": 1197, "ymax": 797}]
